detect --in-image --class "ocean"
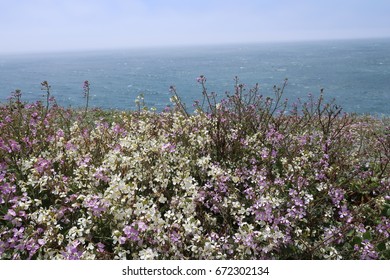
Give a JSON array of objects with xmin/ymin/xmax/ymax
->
[{"xmin": 0, "ymin": 38, "xmax": 389, "ymax": 115}]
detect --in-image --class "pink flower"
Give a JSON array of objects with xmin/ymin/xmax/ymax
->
[
  {"xmin": 62, "ymin": 240, "xmax": 83, "ymax": 260},
  {"xmin": 360, "ymin": 240, "xmax": 378, "ymax": 260},
  {"xmin": 96, "ymin": 242, "xmax": 105, "ymax": 253},
  {"xmin": 124, "ymin": 225, "xmax": 140, "ymax": 241},
  {"xmin": 137, "ymin": 221, "xmax": 148, "ymax": 232},
  {"xmin": 8, "ymin": 140, "xmax": 21, "ymax": 153},
  {"xmin": 34, "ymin": 158, "xmax": 52, "ymax": 174},
  {"xmin": 162, "ymin": 143, "xmax": 176, "ymax": 153},
  {"xmin": 196, "ymin": 75, "xmax": 206, "ymax": 83},
  {"xmin": 4, "ymin": 209, "xmax": 17, "ymax": 220},
  {"xmin": 37, "ymin": 239, "xmax": 46, "ymax": 246},
  {"xmin": 56, "ymin": 129, "xmax": 65, "ymax": 138},
  {"xmin": 83, "ymin": 195, "xmax": 109, "ymax": 217},
  {"xmin": 170, "ymin": 231, "xmax": 180, "ymax": 243}
]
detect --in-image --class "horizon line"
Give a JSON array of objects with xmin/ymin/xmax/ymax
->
[{"xmin": 1, "ymin": 36, "xmax": 390, "ymax": 56}]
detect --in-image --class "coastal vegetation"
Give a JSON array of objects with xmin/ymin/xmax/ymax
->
[{"xmin": 0, "ymin": 77, "xmax": 389, "ymax": 259}]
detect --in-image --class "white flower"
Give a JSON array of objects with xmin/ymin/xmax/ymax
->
[
  {"xmin": 164, "ymin": 210, "xmax": 175, "ymax": 220},
  {"xmin": 139, "ymin": 248, "xmax": 158, "ymax": 260},
  {"xmin": 316, "ymin": 182, "xmax": 327, "ymax": 191},
  {"xmin": 158, "ymin": 194, "xmax": 167, "ymax": 204}
]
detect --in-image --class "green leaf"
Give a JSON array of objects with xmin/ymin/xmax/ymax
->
[
  {"xmin": 363, "ymin": 231, "xmax": 372, "ymax": 240},
  {"xmin": 346, "ymin": 230, "xmax": 355, "ymax": 237},
  {"xmin": 343, "ymin": 242, "xmax": 353, "ymax": 251},
  {"xmin": 386, "ymin": 208, "xmax": 390, "ymax": 217},
  {"xmin": 352, "ymin": 236, "xmax": 362, "ymax": 245},
  {"xmin": 377, "ymin": 242, "xmax": 386, "ymax": 252}
]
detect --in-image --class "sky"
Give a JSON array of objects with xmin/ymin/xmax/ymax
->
[{"xmin": 0, "ymin": 0, "xmax": 390, "ymax": 54}]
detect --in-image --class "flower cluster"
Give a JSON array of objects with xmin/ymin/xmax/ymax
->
[{"xmin": 0, "ymin": 81, "xmax": 389, "ymax": 260}]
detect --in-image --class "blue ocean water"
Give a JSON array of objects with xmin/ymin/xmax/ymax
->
[{"xmin": 0, "ymin": 38, "xmax": 389, "ymax": 115}]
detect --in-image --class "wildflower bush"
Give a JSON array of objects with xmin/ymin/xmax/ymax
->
[{"xmin": 0, "ymin": 77, "xmax": 389, "ymax": 260}]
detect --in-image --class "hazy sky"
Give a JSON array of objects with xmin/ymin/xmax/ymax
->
[{"xmin": 1, "ymin": 0, "xmax": 390, "ymax": 54}]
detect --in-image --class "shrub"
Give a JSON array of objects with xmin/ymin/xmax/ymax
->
[{"xmin": 0, "ymin": 78, "xmax": 389, "ymax": 259}]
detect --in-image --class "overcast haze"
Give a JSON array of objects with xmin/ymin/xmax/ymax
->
[{"xmin": 1, "ymin": 0, "xmax": 390, "ymax": 54}]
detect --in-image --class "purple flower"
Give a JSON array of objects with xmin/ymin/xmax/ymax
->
[
  {"xmin": 124, "ymin": 225, "xmax": 139, "ymax": 241},
  {"xmin": 338, "ymin": 204, "xmax": 353, "ymax": 223},
  {"xmin": 288, "ymin": 188, "xmax": 298, "ymax": 197},
  {"xmin": 112, "ymin": 124, "xmax": 126, "ymax": 136},
  {"xmin": 293, "ymin": 197, "xmax": 304, "ymax": 207},
  {"xmin": 14, "ymin": 242, "xmax": 26, "ymax": 252},
  {"xmin": 355, "ymin": 223, "xmax": 366, "ymax": 234},
  {"xmin": 297, "ymin": 135, "xmax": 308, "ymax": 145},
  {"xmin": 26, "ymin": 239, "xmax": 40, "ymax": 258},
  {"xmin": 9, "ymin": 140, "xmax": 21, "ymax": 152},
  {"xmin": 78, "ymin": 155, "xmax": 91, "ymax": 167},
  {"xmin": 12, "ymin": 227, "xmax": 24, "ymax": 239},
  {"xmin": 83, "ymin": 195, "xmax": 109, "ymax": 217},
  {"xmin": 96, "ymin": 242, "xmax": 105, "ymax": 253},
  {"xmin": 4, "ymin": 209, "xmax": 17, "ymax": 221},
  {"xmin": 197, "ymin": 190, "xmax": 206, "ymax": 202},
  {"xmin": 65, "ymin": 141, "xmax": 76, "ymax": 151},
  {"xmin": 137, "ymin": 221, "xmax": 148, "ymax": 232},
  {"xmin": 0, "ymin": 139, "xmax": 7, "ymax": 152},
  {"xmin": 315, "ymin": 172, "xmax": 327, "ymax": 181},
  {"xmin": 260, "ymin": 148, "xmax": 269, "ymax": 159},
  {"xmin": 209, "ymin": 232, "xmax": 219, "ymax": 241},
  {"xmin": 360, "ymin": 240, "xmax": 378, "ymax": 260},
  {"xmin": 56, "ymin": 129, "xmax": 65, "ymax": 138},
  {"xmin": 196, "ymin": 75, "xmax": 206, "ymax": 83},
  {"xmin": 22, "ymin": 136, "xmax": 33, "ymax": 148},
  {"xmin": 62, "ymin": 240, "xmax": 83, "ymax": 260},
  {"xmin": 243, "ymin": 233, "xmax": 256, "ymax": 249},
  {"xmin": 376, "ymin": 217, "xmax": 390, "ymax": 238},
  {"xmin": 286, "ymin": 206, "xmax": 306, "ymax": 219},
  {"xmin": 243, "ymin": 187, "xmax": 255, "ymax": 199},
  {"xmin": 170, "ymin": 231, "xmax": 181, "ymax": 244},
  {"xmin": 354, "ymin": 244, "xmax": 360, "ymax": 252},
  {"xmin": 37, "ymin": 239, "xmax": 46, "ymax": 246},
  {"xmin": 323, "ymin": 226, "xmax": 344, "ymax": 245},
  {"xmin": 0, "ymin": 240, "xmax": 8, "ymax": 255},
  {"xmin": 34, "ymin": 158, "xmax": 52, "ymax": 174},
  {"xmin": 251, "ymin": 200, "xmax": 274, "ymax": 222},
  {"xmin": 93, "ymin": 167, "xmax": 110, "ymax": 183},
  {"xmin": 265, "ymin": 127, "xmax": 284, "ymax": 144},
  {"xmin": 162, "ymin": 142, "xmax": 176, "ymax": 153},
  {"xmin": 328, "ymin": 187, "xmax": 345, "ymax": 207},
  {"xmin": 4, "ymin": 116, "xmax": 12, "ymax": 123},
  {"xmin": 0, "ymin": 162, "xmax": 7, "ymax": 172},
  {"xmin": 0, "ymin": 183, "xmax": 16, "ymax": 196}
]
